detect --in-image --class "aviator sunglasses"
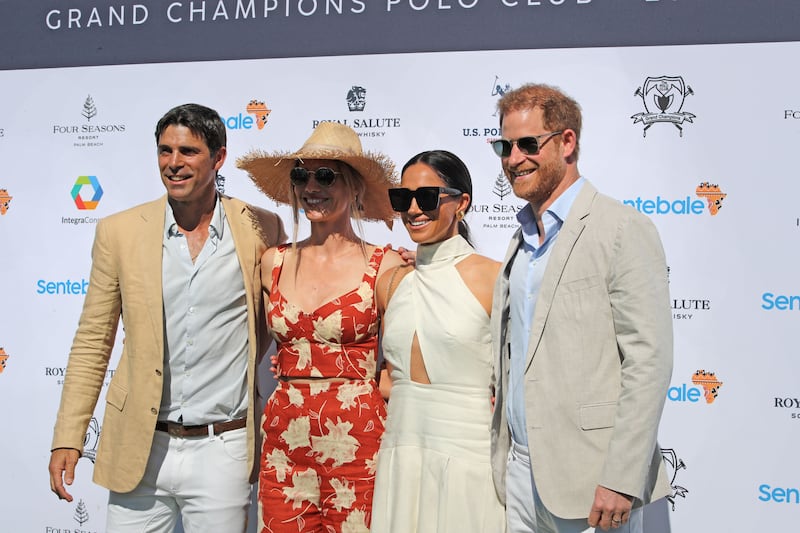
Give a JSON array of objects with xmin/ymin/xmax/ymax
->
[
  {"xmin": 388, "ymin": 186, "xmax": 462, "ymax": 212},
  {"xmin": 289, "ymin": 166, "xmax": 342, "ymax": 187},
  {"xmin": 491, "ymin": 131, "xmax": 563, "ymax": 158}
]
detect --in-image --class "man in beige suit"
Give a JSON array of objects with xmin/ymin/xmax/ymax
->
[
  {"xmin": 489, "ymin": 84, "xmax": 673, "ymax": 533},
  {"xmin": 48, "ymin": 103, "xmax": 286, "ymax": 532}
]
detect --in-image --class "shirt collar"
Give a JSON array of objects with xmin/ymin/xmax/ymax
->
[
  {"xmin": 165, "ymin": 194, "xmax": 224, "ymax": 239},
  {"xmin": 516, "ymin": 176, "xmax": 586, "ymax": 244}
]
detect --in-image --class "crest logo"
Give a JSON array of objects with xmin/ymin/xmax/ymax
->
[
  {"xmin": 661, "ymin": 448, "xmax": 689, "ymax": 510},
  {"xmin": 695, "ymin": 182, "xmax": 726, "ymax": 215},
  {"xmin": 346, "ymin": 86, "xmax": 367, "ymax": 112},
  {"xmin": 245, "ymin": 99, "xmax": 271, "ymax": 130},
  {"xmin": 692, "ymin": 369, "xmax": 723, "ymax": 404},
  {"xmin": 215, "ymin": 172, "xmax": 226, "ymax": 194},
  {"xmin": 0, "ymin": 347, "xmax": 9, "ymax": 374},
  {"xmin": 0, "ymin": 188, "xmax": 11, "ymax": 215},
  {"xmin": 632, "ymin": 76, "xmax": 695, "ymax": 137},
  {"xmin": 71, "ymin": 175, "xmax": 104, "ymax": 210},
  {"xmin": 82, "ymin": 417, "xmax": 102, "ymax": 463}
]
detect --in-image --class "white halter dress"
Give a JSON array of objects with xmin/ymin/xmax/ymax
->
[{"xmin": 371, "ymin": 235, "xmax": 505, "ymax": 533}]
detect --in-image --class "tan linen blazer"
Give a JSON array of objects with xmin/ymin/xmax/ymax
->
[
  {"xmin": 490, "ymin": 181, "xmax": 673, "ymax": 519},
  {"xmin": 51, "ymin": 194, "xmax": 285, "ymax": 492}
]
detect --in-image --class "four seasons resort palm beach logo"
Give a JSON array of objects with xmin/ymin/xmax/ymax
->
[{"xmin": 632, "ymin": 76, "xmax": 695, "ymax": 137}]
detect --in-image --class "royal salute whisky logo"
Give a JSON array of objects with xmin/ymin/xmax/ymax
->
[
  {"xmin": 52, "ymin": 94, "xmax": 126, "ymax": 148},
  {"xmin": 0, "ymin": 188, "xmax": 12, "ymax": 215},
  {"xmin": 346, "ymin": 86, "xmax": 367, "ymax": 112},
  {"xmin": 0, "ymin": 347, "xmax": 9, "ymax": 374},
  {"xmin": 71, "ymin": 175, "xmax": 104, "ymax": 210},
  {"xmin": 661, "ymin": 448, "xmax": 689, "ymax": 510},
  {"xmin": 632, "ymin": 76, "xmax": 695, "ymax": 137},
  {"xmin": 311, "ymin": 85, "xmax": 401, "ymax": 138},
  {"xmin": 695, "ymin": 182, "xmax": 726, "ymax": 215},
  {"xmin": 245, "ymin": 99, "xmax": 271, "ymax": 130}
]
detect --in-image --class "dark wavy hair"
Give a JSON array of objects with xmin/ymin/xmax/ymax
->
[
  {"xmin": 154, "ymin": 103, "xmax": 226, "ymax": 156},
  {"xmin": 401, "ymin": 150, "xmax": 473, "ymax": 246}
]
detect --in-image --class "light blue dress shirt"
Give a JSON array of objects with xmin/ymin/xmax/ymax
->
[
  {"xmin": 507, "ymin": 177, "xmax": 585, "ymax": 446},
  {"xmin": 160, "ymin": 196, "xmax": 249, "ymax": 425}
]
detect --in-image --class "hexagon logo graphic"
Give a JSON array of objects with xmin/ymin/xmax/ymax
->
[{"xmin": 71, "ymin": 175, "xmax": 103, "ymax": 210}]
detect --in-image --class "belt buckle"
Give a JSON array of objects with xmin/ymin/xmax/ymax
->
[{"xmin": 167, "ymin": 424, "xmax": 183, "ymax": 437}]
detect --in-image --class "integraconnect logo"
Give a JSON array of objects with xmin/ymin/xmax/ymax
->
[
  {"xmin": 623, "ymin": 182, "xmax": 727, "ymax": 216},
  {"xmin": 667, "ymin": 369, "xmax": 723, "ymax": 404},
  {"xmin": 52, "ymin": 95, "xmax": 127, "ymax": 149},
  {"xmin": 632, "ymin": 76, "xmax": 695, "ymax": 137},
  {"xmin": 223, "ymin": 99, "xmax": 271, "ymax": 131},
  {"xmin": 71, "ymin": 175, "xmax": 103, "ymax": 210},
  {"xmin": 761, "ymin": 292, "xmax": 799, "ymax": 311},
  {"xmin": 0, "ymin": 347, "xmax": 9, "ymax": 374},
  {"xmin": 661, "ymin": 448, "xmax": 688, "ymax": 510},
  {"xmin": 0, "ymin": 188, "xmax": 12, "ymax": 215},
  {"xmin": 310, "ymin": 86, "xmax": 401, "ymax": 139}
]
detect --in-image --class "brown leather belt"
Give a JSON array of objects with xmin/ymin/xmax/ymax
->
[{"xmin": 155, "ymin": 418, "xmax": 247, "ymax": 438}]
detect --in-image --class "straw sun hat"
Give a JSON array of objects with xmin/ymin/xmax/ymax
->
[{"xmin": 236, "ymin": 122, "xmax": 397, "ymax": 224}]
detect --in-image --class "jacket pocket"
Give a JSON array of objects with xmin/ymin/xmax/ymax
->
[
  {"xmin": 106, "ymin": 381, "xmax": 128, "ymax": 412},
  {"xmin": 579, "ymin": 401, "xmax": 616, "ymax": 430}
]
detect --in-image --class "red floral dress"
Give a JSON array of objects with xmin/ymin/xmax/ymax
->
[{"xmin": 259, "ymin": 245, "xmax": 388, "ymax": 533}]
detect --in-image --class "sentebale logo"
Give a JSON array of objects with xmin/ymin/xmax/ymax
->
[
  {"xmin": 71, "ymin": 175, "xmax": 103, "ymax": 210},
  {"xmin": 0, "ymin": 347, "xmax": 9, "ymax": 374},
  {"xmin": 0, "ymin": 188, "xmax": 11, "ymax": 215}
]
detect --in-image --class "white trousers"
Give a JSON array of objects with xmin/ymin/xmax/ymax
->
[
  {"xmin": 506, "ymin": 442, "xmax": 643, "ymax": 533},
  {"xmin": 106, "ymin": 427, "xmax": 251, "ymax": 533}
]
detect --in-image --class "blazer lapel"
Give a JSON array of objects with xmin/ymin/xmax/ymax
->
[
  {"xmin": 524, "ymin": 182, "xmax": 597, "ymax": 372},
  {"xmin": 139, "ymin": 197, "xmax": 167, "ymax": 349}
]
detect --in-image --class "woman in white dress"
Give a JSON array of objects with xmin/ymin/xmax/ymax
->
[{"xmin": 372, "ymin": 150, "xmax": 505, "ymax": 532}]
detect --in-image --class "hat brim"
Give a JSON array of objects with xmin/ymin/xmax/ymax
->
[{"xmin": 237, "ymin": 148, "xmax": 398, "ymax": 224}]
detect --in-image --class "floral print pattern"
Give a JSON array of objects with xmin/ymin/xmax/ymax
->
[{"xmin": 260, "ymin": 246, "xmax": 388, "ymax": 533}]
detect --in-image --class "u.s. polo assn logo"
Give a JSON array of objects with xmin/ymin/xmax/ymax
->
[{"xmin": 632, "ymin": 76, "xmax": 695, "ymax": 137}]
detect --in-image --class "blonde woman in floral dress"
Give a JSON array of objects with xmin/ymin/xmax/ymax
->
[{"xmin": 238, "ymin": 123, "xmax": 404, "ymax": 533}]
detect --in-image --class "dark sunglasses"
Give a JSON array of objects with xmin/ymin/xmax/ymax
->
[
  {"xmin": 388, "ymin": 186, "xmax": 462, "ymax": 212},
  {"xmin": 289, "ymin": 166, "xmax": 341, "ymax": 187},
  {"xmin": 491, "ymin": 131, "xmax": 563, "ymax": 157}
]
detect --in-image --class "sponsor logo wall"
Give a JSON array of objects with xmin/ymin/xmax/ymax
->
[{"xmin": 1, "ymin": 5, "xmax": 798, "ymax": 531}]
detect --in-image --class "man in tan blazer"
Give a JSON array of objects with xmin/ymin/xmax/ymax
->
[
  {"xmin": 489, "ymin": 84, "xmax": 673, "ymax": 533},
  {"xmin": 48, "ymin": 103, "xmax": 285, "ymax": 532}
]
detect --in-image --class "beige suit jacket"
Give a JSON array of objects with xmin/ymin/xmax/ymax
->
[
  {"xmin": 490, "ymin": 181, "xmax": 673, "ymax": 519},
  {"xmin": 51, "ymin": 194, "xmax": 285, "ymax": 493}
]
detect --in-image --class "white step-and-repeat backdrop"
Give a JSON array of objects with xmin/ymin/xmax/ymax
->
[{"xmin": 1, "ymin": 1, "xmax": 799, "ymax": 531}]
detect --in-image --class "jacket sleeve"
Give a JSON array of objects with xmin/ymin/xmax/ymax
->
[{"xmin": 51, "ymin": 218, "xmax": 122, "ymax": 452}]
